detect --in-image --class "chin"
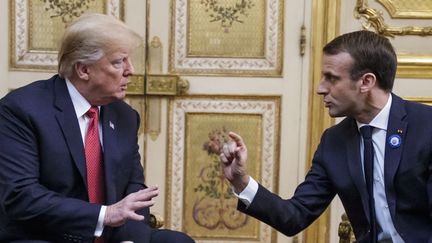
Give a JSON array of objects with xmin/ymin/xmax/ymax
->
[
  {"xmin": 328, "ymin": 110, "xmax": 341, "ymax": 118},
  {"xmin": 116, "ymin": 92, "xmax": 127, "ymax": 100}
]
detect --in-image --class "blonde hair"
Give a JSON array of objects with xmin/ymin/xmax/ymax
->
[{"xmin": 58, "ymin": 13, "xmax": 142, "ymax": 79}]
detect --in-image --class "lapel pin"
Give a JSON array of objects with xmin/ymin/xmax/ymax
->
[
  {"xmin": 109, "ymin": 121, "xmax": 115, "ymax": 130},
  {"xmin": 397, "ymin": 129, "xmax": 403, "ymax": 134},
  {"xmin": 388, "ymin": 134, "xmax": 402, "ymax": 148}
]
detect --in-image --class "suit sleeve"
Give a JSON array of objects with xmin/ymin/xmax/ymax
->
[
  {"xmin": 124, "ymin": 110, "xmax": 150, "ymax": 219},
  {"xmin": 239, "ymin": 130, "xmax": 336, "ymax": 236},
  {"xmin": 0, "ymin": 98, "xmax": 100, "ymax": 242},
  {"xmin": 111, "ymin": 109, "xmax": 152, "ymax": 243}
]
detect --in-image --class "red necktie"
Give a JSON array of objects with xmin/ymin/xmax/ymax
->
[
  {"xmin": 85, "ymin": 107, "xmax": 105, "ymax": 243},
  {"xmin": 85, "ymin": 106, "xmax": 106, "ymax": 204}
]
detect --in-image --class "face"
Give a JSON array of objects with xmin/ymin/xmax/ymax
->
[
  {"xmin": 317, "ymin": 52, "xmax": 363, "ymax": 118},
  {"xmin": 84, "ymin": 46, "xmax": 134, "ymax": 105}
]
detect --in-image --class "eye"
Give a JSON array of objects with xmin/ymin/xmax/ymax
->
[
  {"xmin": 323, "ymin": 73, "xmax": 338, "ymax": 83},
  {"xmin": 112, "ymin": 58, "xmax": 124, "ymax": 68}
]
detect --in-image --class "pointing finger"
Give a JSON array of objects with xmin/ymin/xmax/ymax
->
[{"xmin": 228, "ymin": 132, "xmax": 244, "ymax": 147}]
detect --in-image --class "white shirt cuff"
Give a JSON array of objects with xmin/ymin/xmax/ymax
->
[
  {"xmin": 233, "ymin": 176, "xmax": 258, "ymax": 207},
  {"xmin": 94, "ymin": 205, "xmax": 106, "ymax": 237}
]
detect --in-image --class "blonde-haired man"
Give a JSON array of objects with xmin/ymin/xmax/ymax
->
[{"xmin": 0, "ymin": 14, "xmax": 194, "ymax": 243}]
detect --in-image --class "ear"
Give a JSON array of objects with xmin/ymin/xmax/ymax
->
[
  {"xmin": 360, "ymin": 72, "xmax": 376, "ymax": 93},
  {"xmin": 74, "ymin": 62, "xmax": 90, "ymax": 80}
]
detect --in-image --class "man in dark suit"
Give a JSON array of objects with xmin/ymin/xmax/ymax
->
[
  {"xmin": 220, "ymin": 30, "xmax": 432, "ymax": 242},
  {"xmin": 0, "ymin": 14, "xmax": 194, "ymax": 243}
]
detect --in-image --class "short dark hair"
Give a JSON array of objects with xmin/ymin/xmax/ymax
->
[{"xmin": 323, "ymin": 30, "xmax": 397, "ymax": 92}]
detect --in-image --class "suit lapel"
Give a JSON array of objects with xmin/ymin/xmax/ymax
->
[
  {"xmin": 53, "ymin": 76, "xmax": 87, "ymax": 187},
  {"xmin": 384, "ymin": 94, "xmax": 407, "ymax": 216},
  {"xmin": 346, "ymin": 119, "xmax": 371, "ymax": 218},
  {"xmin": 100, "ymin": 105, "xmax": 119, "ymax": 204}
]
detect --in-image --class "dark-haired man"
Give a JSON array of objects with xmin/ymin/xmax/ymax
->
[{"xmin": 220, "ymin": 30, "xmax": 432, "ymax": 243}]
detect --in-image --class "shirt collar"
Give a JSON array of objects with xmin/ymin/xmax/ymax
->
[
  {"xmin": 357, "ymin": 94, "xmax": 392, "ymax": 131},
  {"xmin": 65, "ymin": 79, "xmax": 94, "ymax": 119}
]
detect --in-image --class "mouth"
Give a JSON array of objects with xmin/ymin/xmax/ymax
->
[
  {"xmin": 120, "ymin": 84, "xmax": 128, "ymax": 91},
  {"xmin": 323, "ymin": 101, "xmax": 332, "ymax": 108}
]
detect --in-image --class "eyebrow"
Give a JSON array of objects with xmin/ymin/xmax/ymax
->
[{"xmin": 322, "ymin": 71, "xmax": 341, "ymax": 80}]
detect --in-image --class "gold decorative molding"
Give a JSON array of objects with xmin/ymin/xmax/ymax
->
[
  {"xmin": 145, "ymin": 97, "xmax": 161, "ymax": 141},
  {"xmin": 377, "ymin": 0, "xmax": 432, "ymax": 19},
  {"xmin": 144, "ymin": 35, "xmax": 189, "ymax": 141},
  {"xmin": 404, "ymin": 96, "xmax": 432, "ymax": 106},
  {"xmin": 354, "ymin": 0, "xmax": 432, "ymax": 37},
  {"xmin": 396, "ymin": 53, "xmax": 432, "ymax": 78},
  {"xmin": 148, "ymin": 36, "xmax": 163, "ymax": 73},
  {"xmin": 126, "ymin": 75, "xmax": 146, "ymax": 95},
  {"xmin": 146, "ymin": 74, "xmax": 178, "ymax": 95},
  {"xmin": 354, "ymin": 0, "xmax": 432, "ymax": 78},
  {"xmin": 304, "ymin": 0, "xmax": 339, "ymax": 242},
  {"xmin": 145, "ymin": 74, "xmax": 189, "ymax": 95},
  {"xmin": 170, "ymin": 0, "xmax": 283, "ymax": 76}
]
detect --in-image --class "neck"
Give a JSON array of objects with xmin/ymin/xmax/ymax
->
[{"xmin": 355, "ymin": 91, "xmax": 390, "ymax": 124}]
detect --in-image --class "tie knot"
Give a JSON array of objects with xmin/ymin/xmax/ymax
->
[
  {"xmin": 86, "ymin": 106, "xmax": 99, "ymax": 118},
  {"xmin": 360, "ymin": 125, "xmax": 374, "ymax": 139}
]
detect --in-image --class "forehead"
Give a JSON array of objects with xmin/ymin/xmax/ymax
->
[
  {"xmin": 102, "ymin": 46, "xmax": 130, "ymax": 59},
  {"xmin": 322, "ymin": 52, "xmax": 353, "ymax": 74}
]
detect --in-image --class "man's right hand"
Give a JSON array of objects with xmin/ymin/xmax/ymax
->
[
  {"xmin": 219, "ymin": 132, "xmax": 250, "ymax": 193},
  {"xmin": 104, "ymin": 185, "xmax": 159, "ymax": 227}
]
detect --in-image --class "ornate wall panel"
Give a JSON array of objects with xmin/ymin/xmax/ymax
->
[
  {"xmin": 10, "ymin": 0, "xmax": 123, "ymax": 71},
  {"xmin": 377, "ymin": 0, "xmax": 432, "ymax": 18},
  {"xmin": 166, "ymin": 95, "xmax": 280, "ymax": 243},
  {"xmin": 354, "ymin": 0, "xmax": 432, "ymax": 78},
  {"xmin": 169, "ymin": 0, "xmax": 283, "ymax": 76}
]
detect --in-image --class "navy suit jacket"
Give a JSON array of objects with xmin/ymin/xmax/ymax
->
[
  {"xmin": 239, "ymin": 94, "xmax": 432, "ymax": 242},
  {"xmin": 0, "ymin": 75, "xmax": 152, "ymax": 243}
]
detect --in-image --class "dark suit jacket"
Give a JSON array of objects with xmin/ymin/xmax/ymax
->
[
  {"xmin": 239, "ymin": 94, "xmax": 432, "ymax": 242},
  {"xmin": 0, "ymin": 75, "xmax": 152, "ymax": 243}
]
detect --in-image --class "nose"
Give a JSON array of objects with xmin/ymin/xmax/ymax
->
[
  {"xmin": 124, "ymin": 58, "xmax": 134, "ymax": 76},
  {"xmin": 316, "ymin": 78, "xmax": 327, "ymax": 95}
]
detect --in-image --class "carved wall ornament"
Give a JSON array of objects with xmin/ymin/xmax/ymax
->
[
  {"xmin": 376, "ymin": 0, "xmax": 432, "ymax": 19},
  {"xmin": 40, "ymin": 0, "xmax": 96, "ymax": 23},
  {"xmin": 355, "ymin": 0, "xmax": 432, "ymax": 37},
  {"xmin": 200, "ymin": 0, "xmax": 255, "ymax": 31},
  {"xmin": 353, "ymin": 0, "xmax": 432, "ymax": 78}
]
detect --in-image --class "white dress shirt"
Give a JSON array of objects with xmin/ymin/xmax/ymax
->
[
  {"xmin": 237, "ymin": 95, "xmax": 404, "ymax": 242},
  {"xmin": 66, "ymin": 79, "xmax": 106, "ymax": 237},
  {"xmin": 356, "ymin": 95, "xmax": 403, "ymax": 243}
]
